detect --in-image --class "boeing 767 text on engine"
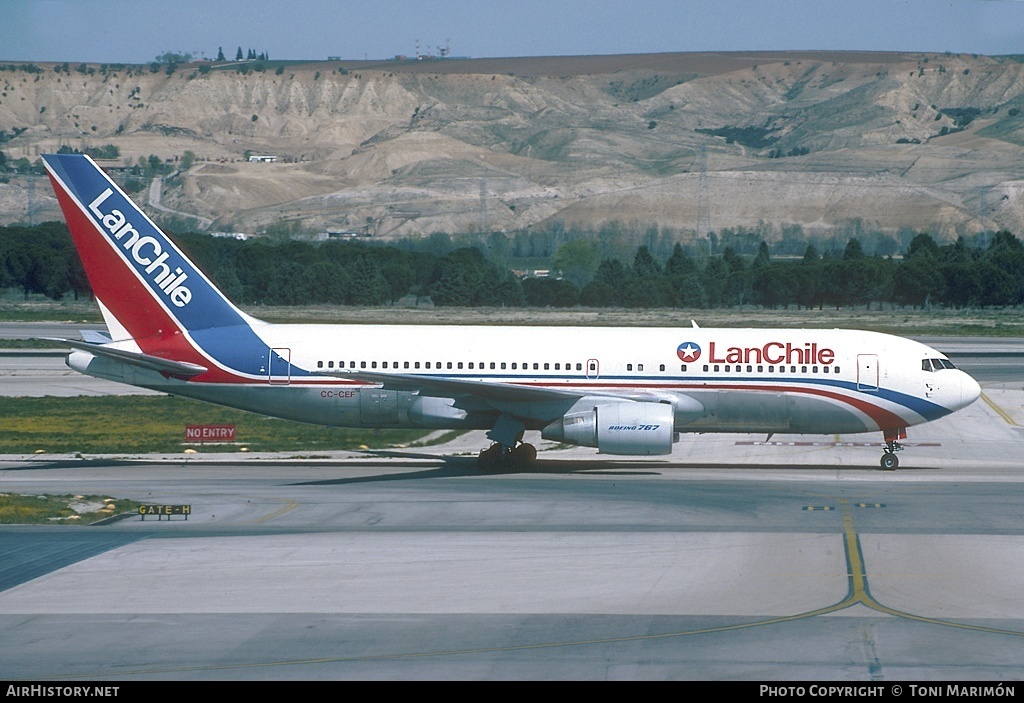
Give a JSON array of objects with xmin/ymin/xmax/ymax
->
[{"xmin": 41, "ymin": 154, "xmax": 981, "ymax": 469}]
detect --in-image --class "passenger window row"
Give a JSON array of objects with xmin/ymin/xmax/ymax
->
[
  {"xmin": 316, "ymin": 360, "xmax": 587, "ymax": 371},
  {"xmin": 702, "ymin": 364, "xmax": 841, "ymax": 374},
  {"xmin": 313, "ymin": 359, "xmax": 839, "ymax": 375}
]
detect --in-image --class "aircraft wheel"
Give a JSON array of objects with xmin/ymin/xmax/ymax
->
[
  {"xmin": 477, "ymin": 444, "xmax": 505, "ymax": 471},
  {"xmin": 512, "ymin": 443, "xmax": 537, "ymax": 467},
  {"xmin": 880, "ymin": 453, "xmax": 898, "ymax": 471}
]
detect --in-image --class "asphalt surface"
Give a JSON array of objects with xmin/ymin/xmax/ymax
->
[
  {"xmin": 1, "ymin": 394, "xmax": 1022, "ymax": 680},
  {"xmin": 0, "ymin": 325, "xmax": 1021, "ymax": 680}
]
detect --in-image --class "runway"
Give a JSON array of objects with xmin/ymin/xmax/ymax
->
[
  {"xmin": 0, "ymin": 327, "xmax": 1022, "ymax": 679},
  {"xmin": 1, "ymin": 398, "xmax": 1023, "ymax": 679}
]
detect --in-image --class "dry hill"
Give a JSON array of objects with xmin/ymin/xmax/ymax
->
[{"xmin": 3, "ymin": 51, "xmax": 1024, "ymax": 242}]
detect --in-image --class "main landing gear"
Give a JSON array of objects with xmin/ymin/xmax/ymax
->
[
  {"xmin": 880, "ymin": 428, "xmax": 906, "ymax": 470},
  {"xmin": 477, "ymin": 413, "xmax": 537, "ymax": 470},
  {"xmin": 477, "ymin": 441, "xmax": 537, "ymax": 470}
]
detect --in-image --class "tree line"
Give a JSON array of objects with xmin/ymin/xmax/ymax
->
[{"xmin": 1, "ymin": 222, "xmax": 1023, "ymax": 310}]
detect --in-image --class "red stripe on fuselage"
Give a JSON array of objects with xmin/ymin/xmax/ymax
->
[
  {"xmin": 519, "ymin": 380, "xmax": 912, "ymax": 432},
  {"xmin": 705, "ymin": 381, "xmax": 911, "ymax": 431}
]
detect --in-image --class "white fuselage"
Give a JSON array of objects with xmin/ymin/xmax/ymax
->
[{"xmin": 75, "ymin": 323, "xmax": 980, "ymax": 438}]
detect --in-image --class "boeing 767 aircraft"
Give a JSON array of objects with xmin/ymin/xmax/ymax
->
[{"xmin": 41, "ymin": 154, "xmax": 980, "ymax": 469}]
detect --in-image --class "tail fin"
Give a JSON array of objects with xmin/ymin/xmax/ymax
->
[{"xmin": 42, "ymin": 154, "xmax": 251, "ymax": 342}]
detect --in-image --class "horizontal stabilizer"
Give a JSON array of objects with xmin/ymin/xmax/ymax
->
[{"xmin": 41, "ymin": 338, "xmax": 208, "ymax": 377}]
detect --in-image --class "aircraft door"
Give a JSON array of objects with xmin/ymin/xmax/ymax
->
[
  {"xmin": 857, "ymin": 354, "xmax": 878, "ymax": 391},
  {"xmin": 587, "ymin": 359, "xmax": 600, "ymax": 380},
  {"xmin": 269, "ymin": 348, "xmax": 291, "ymax": 385}
]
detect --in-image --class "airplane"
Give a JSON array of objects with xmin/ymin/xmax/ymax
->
[{"xmin": 40, "ymin": 153, "xmax": 981, "ymax": 470}]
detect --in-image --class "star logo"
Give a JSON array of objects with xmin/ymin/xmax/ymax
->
[{"xmin": 676, "ymin": 342, "xmax": 701, "ymax": 362}]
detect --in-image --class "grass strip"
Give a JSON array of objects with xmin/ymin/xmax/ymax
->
[
  {"xmin": 0, "ymin": 395, "xmax": 428, "ymax": 454},
  {"xmin": 0, "ymin": 493, "xmax": 146, "ymax": 525}
]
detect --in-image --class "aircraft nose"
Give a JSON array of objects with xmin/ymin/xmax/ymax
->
[{"xmin": 960, "ymin": 372, "xmax": 981, "ymax": 409}]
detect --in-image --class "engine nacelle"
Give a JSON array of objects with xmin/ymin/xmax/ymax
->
[{"xmin": 542, "ymin": 402, "xmax": 675, "ymax": 455}]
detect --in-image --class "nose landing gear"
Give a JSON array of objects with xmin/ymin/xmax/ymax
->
[{"xmin": 880, "ymin": 428, "xmax": 906, "ymax": 470}]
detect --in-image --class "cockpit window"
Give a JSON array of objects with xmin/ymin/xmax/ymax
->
[{"xmin": 923, "ymin": 358, "xmax": 957, "ymax": 372}]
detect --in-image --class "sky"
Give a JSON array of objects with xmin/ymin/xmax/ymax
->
[{"xmin": 2, "ymin": 0, "xmax": 1024, "ymax": 64}]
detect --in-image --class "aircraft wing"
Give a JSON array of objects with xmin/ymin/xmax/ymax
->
[
  {"xmin": 327, "ymin": 370, "xmax": 675, "ymax": 405},
  {"xmin": 41, "ymin": 337, "xmax": 209, "ymax": 378},
  {"xmin": 79, "ymin": 330, "xmax": 113, "ymax": 344}
]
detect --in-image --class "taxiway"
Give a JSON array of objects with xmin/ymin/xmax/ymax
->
[{"xmin": 0, "ymin": 328, "xmax": 1021, "ymax": 680}]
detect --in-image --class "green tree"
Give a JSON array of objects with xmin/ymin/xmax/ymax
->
[
  {"xmin": 906, "ymin": 232, "xmax": 940, "ymax": 260},
  {"xmin": 553, "ymin": 239, "xmax": 600, "ymax": 287},
  {"xmin": 665, "ymin": 243, "xmax": 697, "ymax": 279},
  {"xmin": 751, "ymin": 241, "xmax": 773, "ymax": 307},
  {"xmin": 632, "ymin": 246, "xmax": 661, "ymax": 278},
  {"xmin": 753, "ymin": 260, "xmax": 798, "ymax": 311},
  {"xmin": 578, "ymin": 280, "xmax": 616, "ymax": 307},
  {"xmin": 794, "ymin": 247, "xmax": 823, "ymax": 309},
  {"xmin": 843, "ymin": 237, "xmax": 865, "ymax": 260},
  {"xmin": 485, "ymin": 231, "xmax": 512, "ymax": 264},
  {"xmin": 477, "ymin": 269, "xmax": 525, "ymax": 307},
  {"xmin": 347, "ymin": 257, "xmax": 389, "ymax": 305},
  {"xmin": 892, "ymin": 256, "xmax": 939, "ymax": 308},
  {"xmin": 985, "ymin": 230, "xmax": 1024, "ymax": 304},
  {"xmin": 522, "ymin": 278, "xmax": 580, "ymax": 307},
  {"xmin": 429, "ymin": 247, "xmax": 522, "ymax": 306},
  {"xmin": 721, "ymin": 247, "xmax": 750, "ymax": 306},
  {"xmin": 381, "ymin": 256, "xmax": 415, "ymax": 304},
  {"xmin": 624, "ymin": 246, "xmax": 671, "ymax": 307},
  {"xmin": 701, "ymin": 257, "xmax": 728, "ymax": 307},
  {"xmin": 155, "ymin": 51, "xmax": 192, "ymax": 64},
  {"xmin": 674, "ymin": 274, "xmax": 708, "ymax": 309},
  {"xmin": 974, "ymin": 261, "xmax": 1016, "ymax": 306}
]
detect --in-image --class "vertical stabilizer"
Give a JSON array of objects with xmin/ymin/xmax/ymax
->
[{"xmin": 42, "ymin": 154, "xmax": 250, "ymax": 341}]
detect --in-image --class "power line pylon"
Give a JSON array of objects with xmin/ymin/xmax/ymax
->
[{"xmin": 696, "ymin": 145, "xmax": 711, "ymax": 250}]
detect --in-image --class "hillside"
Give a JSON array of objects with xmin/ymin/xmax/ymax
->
[{"xmin": 3, "ymin": 51, "xmax": 1024, "ymax": 241}]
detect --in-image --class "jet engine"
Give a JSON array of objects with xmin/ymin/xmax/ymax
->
[{"xmin": 541, "ymin": 402, "xmax": 675, "ymax": 455}]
